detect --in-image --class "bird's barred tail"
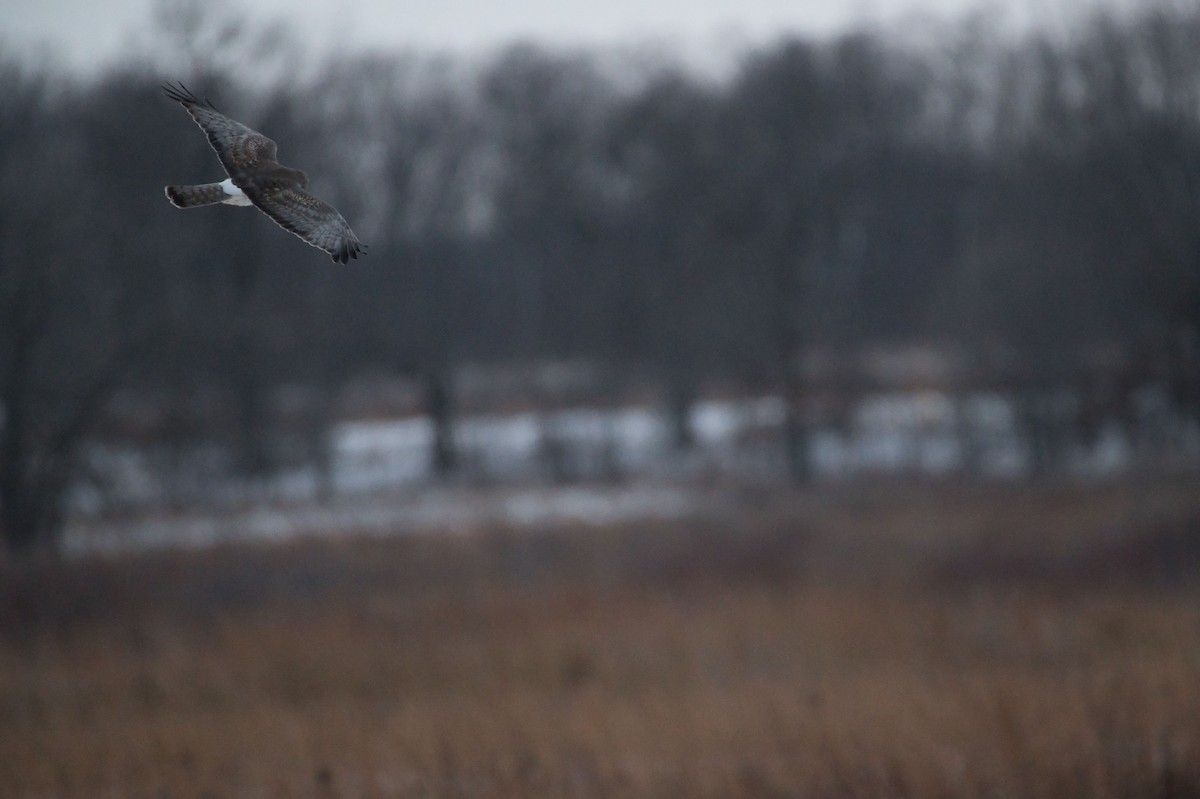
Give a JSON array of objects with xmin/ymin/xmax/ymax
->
[{"xmin": 164, "ymin": 183, "xmax": 228, "ymax": 208}]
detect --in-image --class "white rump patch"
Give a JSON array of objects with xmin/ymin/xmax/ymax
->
[{"xmin": 219, "ymin": 178, "xmax": 252, "ymax": 207}]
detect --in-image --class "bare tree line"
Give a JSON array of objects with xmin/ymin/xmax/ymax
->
[{"xmin": 2, "ymin": 2, "xmax": 1199, "ymax": 554}]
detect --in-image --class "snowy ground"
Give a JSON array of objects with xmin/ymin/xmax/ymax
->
[
  {"xmin": 63, "ymin": 390, "xmax": 1160, "ymax": 555},
  {"xmin": 65, "ymin": 482, "xmax": 711, "ymax": 556}
]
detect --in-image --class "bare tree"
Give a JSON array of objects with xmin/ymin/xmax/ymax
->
[
  {"xmin": 0, "ymin": 68, "xmax": 165, "ymax": 554},
  {"xmin": 719, "ymin": 34, "xmax": 928, "ymax": 479},
  {"xmin": 307, "ymin": 54, "xmax": 497, "ymax": 479},
  {"xmin": 481, "ymin": 46, "xmax": 627, "ymax": 481},
  {"xmin": 604, "ymin": 70, "xmax": 728, "ymax": 450}
]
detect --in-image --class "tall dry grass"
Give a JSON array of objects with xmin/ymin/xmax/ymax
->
[{"xmin": 2, "ymin": 478, "xmax": 1199, "ymax": 798}]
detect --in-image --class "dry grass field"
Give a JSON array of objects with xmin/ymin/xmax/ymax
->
[{"xmin": 2, "ymin": 477, "xmax": 1200, "ymax": 798}]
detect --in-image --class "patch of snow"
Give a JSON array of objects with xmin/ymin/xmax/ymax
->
[
  {"xmin": 62, "ymin": 386, "xmax": 1160, "ymax": 556},
  {"xmin": 63, "ymin": 483, "xmax": 707, "ymax": 556}
]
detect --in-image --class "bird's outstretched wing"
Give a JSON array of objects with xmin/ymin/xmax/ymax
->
[
  {"xmin": 251, "ymin": 186, "xmax": 366, "ymax": 264},
  {"xmin": 162, "ymin": 82, "xmax": 279, "ymax": 185}
]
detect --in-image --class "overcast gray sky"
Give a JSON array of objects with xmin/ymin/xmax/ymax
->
[{"xmin": 1, "ymin": 0, "xmax": 1138, "ymax": 75}]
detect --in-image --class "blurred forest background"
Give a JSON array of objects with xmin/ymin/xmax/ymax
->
[{"xmin": 3, "ymin": 0, "xmax": 1200, "ymax": 557}]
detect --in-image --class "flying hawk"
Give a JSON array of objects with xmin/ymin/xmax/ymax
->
[{"xmin": 163, "ymin": 82, "xmax": 365, "ymax": 264}]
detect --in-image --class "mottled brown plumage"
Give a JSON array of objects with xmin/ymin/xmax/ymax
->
[{"xmin": 162, "ymin": 83, "xmax": 365, "ymax": 264}]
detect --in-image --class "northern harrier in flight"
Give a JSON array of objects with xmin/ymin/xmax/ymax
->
[{"xmin": 163, "ymin": 83, "xmax": 365, "ymax": 264}]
